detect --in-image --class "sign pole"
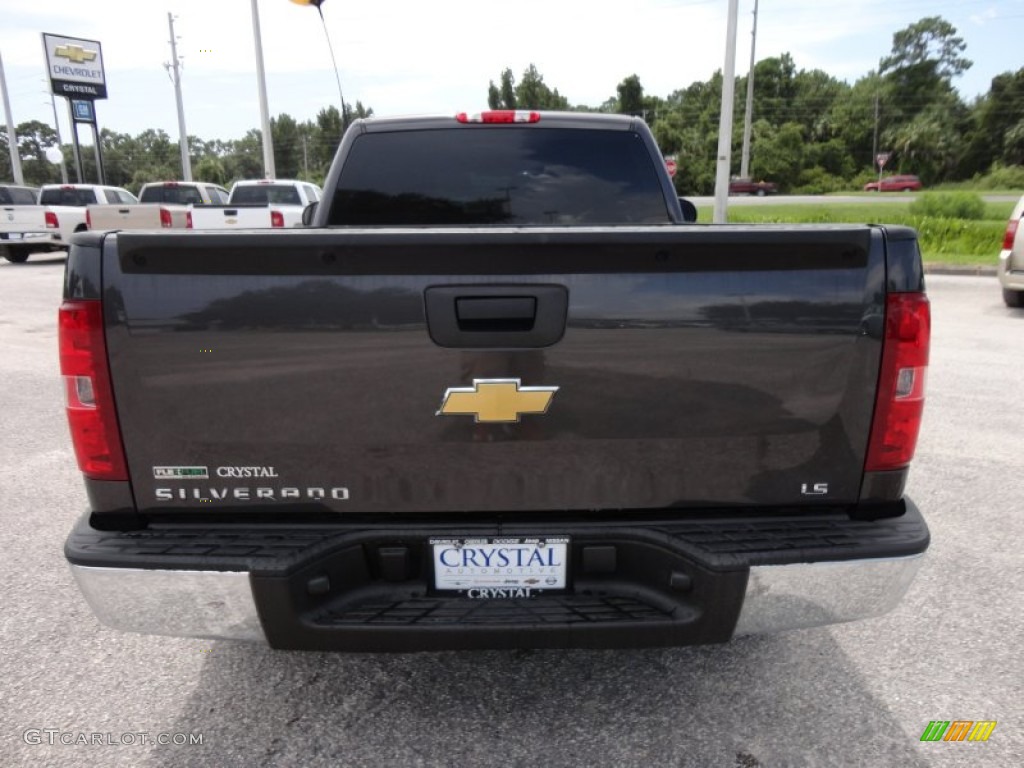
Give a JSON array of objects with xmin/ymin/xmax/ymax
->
[
  {"xmin": 0, "ymin": 50, "xmax": 25, "ymax": 184},
  {"xmin": 875, "ymin": 152, "xmax": 890, "ymax": 189},
  {"xmin": 91, "ymin": 111, "xmax": 104, "ymax": 185},
  {"xmin": 49, "ymin": 93, "xmax": 69, "ymax": 183},
  {"xmin": 66, "ymin": 99, "xmax": 83, "ymax": 183},
  {"xmin": 713, "ymin": 0, "xmax": 741, "ymax": 224},
  {"xmin": 250, "ymin": 0, "xmax": 277, "ymax": 179}
]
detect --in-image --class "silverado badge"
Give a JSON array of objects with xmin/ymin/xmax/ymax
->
[{"xmin": 437, "ymin": 379, "xmax": 558, "ymax": 423}]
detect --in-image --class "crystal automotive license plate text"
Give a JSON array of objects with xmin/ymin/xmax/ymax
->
[{"xmin": 431, "ymin": 537, "xmax": 569, "ymax": 593}]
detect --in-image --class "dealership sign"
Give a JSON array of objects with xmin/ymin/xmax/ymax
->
[{"xmin": 42, "ymin": 33, "xmax": 107, "ymax": 99}]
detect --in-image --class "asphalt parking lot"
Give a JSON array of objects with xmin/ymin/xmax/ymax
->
[{"xmin": 1, "ymin": 256, "xmax": 1021, "ymax": 767}]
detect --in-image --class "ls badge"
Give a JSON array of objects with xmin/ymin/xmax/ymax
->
[{"xmin": 437, "ymin": 379, "xmax": 558, "ymax": 423}]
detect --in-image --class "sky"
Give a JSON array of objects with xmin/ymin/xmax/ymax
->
[{"xmin": 1, "ymin": 0, "xmax": 1023, "ymax": 146}]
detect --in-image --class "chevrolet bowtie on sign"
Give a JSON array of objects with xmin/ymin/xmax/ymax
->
[
  {"xmin": 54, "ymin": 45, "xmax": 97, "ymax": 64},
  {"xmin": 437, "ymin": 379, "xmax": 558, "ymax": 423}
]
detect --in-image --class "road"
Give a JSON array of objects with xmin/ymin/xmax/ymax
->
[{"xmin": 1, "ymin": 258, "xmax": 1021, "ymax": 767}]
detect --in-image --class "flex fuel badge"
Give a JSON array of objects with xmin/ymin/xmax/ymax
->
[{"xmin": 153, "ymin": 466, "xmax": 208, "ymax": 480}]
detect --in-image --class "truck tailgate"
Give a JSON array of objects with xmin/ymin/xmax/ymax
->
[
  {"xmin": 87, "ymin": 204, "xmax": 189, "ymax": 230},
  {"xmin": 188, "ymin": 205, "xmax": 273, "ymax": 229},
  {"xmin": 0, "ymin": 206, "xmax": 47, "ymax": 236},
  {"xmin": 103, "ymin": 226, "xmax": 885, "ymax": 515}
]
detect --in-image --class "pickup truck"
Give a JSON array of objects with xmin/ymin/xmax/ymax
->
[
  {"xmin": 85, "ymin": 181, "xmax": 231, "ymax": 232},
  {"xmin": 1, "ymin": 184, "xmax": 39, "ymax": 262},
  {"xmin": 1, "ymin": 183, "xmax": 136, "ymax": 263},
  {"xmin": 61, "ymin": 111, "xmax": 930, "ymax": 652},
  {"xmin": 187, "ymin": 179, "xmax": 321, "ymax": 229}
]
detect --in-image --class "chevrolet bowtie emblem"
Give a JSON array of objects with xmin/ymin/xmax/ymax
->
[
  {"xmin": 437, "ymin": 379, "xmax": 558, "ymax": 423},
  {"xmin": 55, "ymin": 45, "xmax": 98, "ymax": 64}
]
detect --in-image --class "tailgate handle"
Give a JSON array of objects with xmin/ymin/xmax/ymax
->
[
  {"xmin": 224, "ymin": 209, "xmax": 238, "ymax": 216},
  {"xmin": 456, "ymin": 297, "xmax": 536, "ymax": 332},
  {"xmin": 425, "ymin": 285, "xmax": 567, "ymax": 348}
]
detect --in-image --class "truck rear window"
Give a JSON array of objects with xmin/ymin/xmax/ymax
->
[
  {"xmin": 230, "ymin": 185, "xmax": 302, "ymax": 205},
  {"xmin": 140, "ymin": 186, "xmax": 205, "ymax": 204},
  {"xmin": 40, "ymin": 188, "xmax": 98, "ymax": 206},
  {"xmin": 329, "ymin": 128, "xmax": 671, "ymax": 226},
  {"xmin": 0, "ymin": 186, "xmax": 37, "ymax": 205}
]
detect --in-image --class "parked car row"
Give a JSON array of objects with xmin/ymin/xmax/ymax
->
[{"xmin": 1, "ymin": 179, "xmax": 322, "ymax": 263}]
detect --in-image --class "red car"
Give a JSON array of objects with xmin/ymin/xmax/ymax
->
[
  {"xmin": 728, "ymin": 177, "xmax": 778, "ymax": 196},
  {"xmin": 864, "ymin": 175, "xmax": 922, "ymax": 192}
]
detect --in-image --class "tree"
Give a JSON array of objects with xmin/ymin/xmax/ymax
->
[
  {"xmin": 194, "ymin": 156, "xmax": 227, "ymax": 186},
  {"xmin": 829, "ymin": 73, "xmax": 885, "ymax": 171},
  {"xmin": 485, "ymin": 65, "xmax": 568, "ymax": 110},
  {"xmin": 517, "ymin": 64, "xmax": 569, "ymax": 110},
  {"xmin": 616, "ymin": 75, "xmax": 645, "ymax": 116},
  {"xmin": 880, "ymin": 16, "xmax": 971, "ymax": 83},
  {"xmin": 963, "ymin": 68, "xmax": 1024, "ymax": 171},
  {"xmin": 488, "ymin": 68, "xmax": 517, "ymax": 109},
  {"xmin": 880, "ymin": 16, "xmax": 971, "ymax": 128},
  {"xmin": 271, "ymin": 113, "xmax": 301, "ymax": 179},
  {"xmin": 223, "ymin": 129, "xmax": 265, "ymax": 182},
  {"xmin": 14, "ymin": 121, "xmax": 62, "ymax": 186},
  {"xmin": 882, "ymin": 104, "xmax": 964, "ymax": 183},
  {"xmin": 500, "ymin": 68, "xmax": 517, "ymax": 109},
  {"xmin": 750, "ymin": 122, "xmax": 806, "ymax": 190}
]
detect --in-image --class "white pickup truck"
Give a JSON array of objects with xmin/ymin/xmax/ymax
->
[
  {"xmin": 86, "ymin": 181, "xmax": 230, "ymax": 232},
  {"xmin": 1, "ymin": 183, "xmax": 136, "ymax": 263},
  {"xmin": 187, "ymin": 179, "xmax": 322, "ymax": 229}
]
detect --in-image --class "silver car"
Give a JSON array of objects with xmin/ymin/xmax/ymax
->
[{"xmin": 999, "ymin": 194, "xmax": 1024, "ymax": 307}]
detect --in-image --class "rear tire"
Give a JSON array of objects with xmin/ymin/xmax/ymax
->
[
  {"xmin": 1004, "ymin": 289, "xmax": 1024, "ymax": 308},
  {"xmin": 2, "ymin": 247, "xmax": 30, "ymax": 264}
]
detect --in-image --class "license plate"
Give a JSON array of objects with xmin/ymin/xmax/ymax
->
[
  {"xmin": 431, "ymin": 537, "xmax": 569, "ymax": 594},
  {"xmin": 2, "ymin": 233, "xmax": 22, "ymax": 240}
]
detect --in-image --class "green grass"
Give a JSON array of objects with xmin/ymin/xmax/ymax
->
[{"xmin": 696, "ymin": 201, "xmax": 1015, "ymax": 266}]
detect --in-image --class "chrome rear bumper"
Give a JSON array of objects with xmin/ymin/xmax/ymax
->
[{"xmin": 69, "ymin": 552, "xmax": 925, "ymax": 645}]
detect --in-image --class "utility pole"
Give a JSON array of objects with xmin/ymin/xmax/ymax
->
[
  {"xmin": 713, "ymin": 0, "xmax": 741, "ymax": 224},
  {"xmin": 739, "ymin": 0, "xmax": 759, "ymax": 180},
  {"xmin": 250, "ymin": 0, "xmax": 276, "ymax": 179},
  {"xmin": 0, "ymin": 50, "xmax": 25, "ymax": 184},
  {"xmin": 872, "ymin": 94, "xmax": 881, "ymax": 184},
  {"xmin": 167, "ymin": 13, "xmax": 192, "ymax": 181}
]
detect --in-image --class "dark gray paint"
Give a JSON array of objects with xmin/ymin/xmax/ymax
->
[{"xmin": 93, "ymin": 225, "xmax": 887, "ymax": 515}]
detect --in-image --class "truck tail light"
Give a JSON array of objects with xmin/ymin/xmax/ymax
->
[
  {"xmin": 46, "ymin": 211, "xmax": 59, "ymax": 229},
  {"xmin": 865, "ymin": 293, "xmax": 930, "ymax": 472},
  {"xmin": 1003, "ymin": 218, "xmax": 1019, "ymax": 251},
  {"xmin": 186, "ymin": 210, "xmax": 193, "ymax": 229},
  {"xmin": 159, "ymin": 208, "xmax": 173, "ymax": 228},
  {"xmin": 456, "ymin": 110, "xmax": 541, "ymax": 124},
  {"xmin": 85, "ymin": 209, "xmax": 92, "ymax": 229},
  {"xmin": 59, "ymin": 300, "xmax": 128, "ymax": 480},
  {"xmin": 271, "ymin": 210, "xmax": 285, "ymax": 228}
]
